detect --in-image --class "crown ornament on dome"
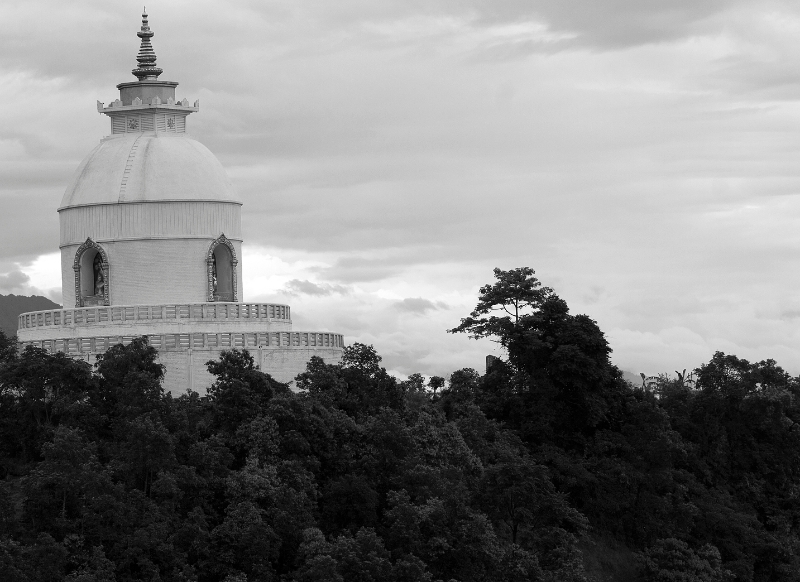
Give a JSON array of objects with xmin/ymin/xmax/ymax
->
[{"xmin": 131, "ymin": 8, "xmax": 163, "ymax": 81}]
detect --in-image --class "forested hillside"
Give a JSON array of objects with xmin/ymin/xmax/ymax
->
[
  {"xmin": 1, "ymin": 269, "xmax": 799, "ymax": 581},
  {"xmin": 0, "ymin": 294, "xmax": 60, "ymax": 337}
]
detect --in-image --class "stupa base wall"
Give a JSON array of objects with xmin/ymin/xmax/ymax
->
[
  {"xmin": 21, "ymin": 343, "xmax": 342, "ymax": 395},
  {"xmin": 18, "ymin": 304, "xmax": 346, "ymax": 394},
  {"xmin": 17, "ymin": 303, "xmax": 294, "ymax": 343},
  {"xmin": 156, "ymin": 346, "xmax": 343, "ymax": 393}
]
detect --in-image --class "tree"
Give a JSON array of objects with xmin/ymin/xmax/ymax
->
[
  {"xmin": 0, "ymin": 533, "xmax": 68, "ymax": 582},
  {"xmin": 0, "ymin": 345, "xmax": 93, "ymax": 468},
  {"xmin": 384, "ymin": 489, "xmax": 516, "ymax": 582},
  {"xmin": 210, "ymin": 501, "xmax": 279, "ymax": 579},
  {"xmin": 641, "ymin": 538, "xmax": 733, "ymax": 582},
  {"xmin": 451, "ymin": 269, "xmax": 624, "ymax": 450},
  {"xmin": 94, "ymin": 337, "xmax": 165, "ymax": 420},
  {"xmin": 95, "ymin": 337, "xmax": 164, "ymax": 390},
  {"xmin": 438, "ymin": 369, "xmax": 481, "ymax": 420},
  {"xmin": 340, "ymin": 343, "xmax": 382, "ymax": 377},
  {"xmin": 294, "ymin": 528, "xmax": 343, "ymax": 582},
  {"xmin": 449, "ymin": 267, "xmax": 553, "ymax": 344},
  {"xmin": 401, "ymin": 373, "xmax": 426, "ymax": 393},
  {"xmin": 479, "ymin": 448, "xmax": 586, "ymax": 547},
  {"xmin": 63, "ymin": 546, "xmax": 116, "ymax": 582},
  {"xmin": 297, "ymin": 345, "xmax": 404, "ymax": 417},
  {"xmin": 23, "ymin": 426, "xmax": 107, "ymax": 535},
  {"xmin": 0, "ymin": 330, "xmax": 17, "ymax": 365},
  {"xmin": 428, "ymin": 376, "xmax": 445, "ymax": 396},
  {"xmin": 114, "ymin": 413, "xmax": 176, "ymax": 495},
  {"xmin": 206, "ymin": 349, "xmax": 286, "ymax": 433}
]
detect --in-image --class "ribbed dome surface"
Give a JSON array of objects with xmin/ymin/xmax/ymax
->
[{"xmin": 60, "ymin": 134, "xmax": 240, "ymax": 208}]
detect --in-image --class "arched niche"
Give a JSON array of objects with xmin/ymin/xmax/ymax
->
[
  {"xmin": 73, "ymin": 238, "xmax": 109, "ymax": 307},
  {"xmin": 207, "ymin": 234, "xmax": 238, "ymax": 302}
]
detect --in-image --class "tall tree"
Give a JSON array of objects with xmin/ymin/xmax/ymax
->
[{"xmin": 449, "ymin": 267, "xmax": 553, "ymax": 346}]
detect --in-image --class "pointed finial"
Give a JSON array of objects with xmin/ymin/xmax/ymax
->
[{"xmin": 131, "ymin": 9, "xmax": 163, "ymax": 81}]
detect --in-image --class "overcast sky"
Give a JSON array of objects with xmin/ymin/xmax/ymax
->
[{"xmin": 3, "ymin": 0, "xmax": 800, "ymax": 379}]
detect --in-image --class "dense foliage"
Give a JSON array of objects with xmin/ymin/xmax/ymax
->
[{"xmin": 1, "ymin": 269, "xmax": 799, "ymax": 581}]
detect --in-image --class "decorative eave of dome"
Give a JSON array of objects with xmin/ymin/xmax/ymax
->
[{"xmin": 98, "ymin": 97, "xmax": 198, "ymax": 114}]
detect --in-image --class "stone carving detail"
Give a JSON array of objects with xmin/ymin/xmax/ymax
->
[
  {"xmin": 181, "ymin": 98, "xmax": 189, "ymax": 106},
  {"xmin": 151, "ymin": 96, "xmax": 161, "ymax": 105},
  {"xmin": 133, "ymin": 97, "xmax": 142, "ymax": 106},
  {"xmin": 73, "ymin": 238, "xmax": 110, "ymax": 307},
  {"xmin": 206, "ymin": 234, "xmax": 238, "ymax": 302}
]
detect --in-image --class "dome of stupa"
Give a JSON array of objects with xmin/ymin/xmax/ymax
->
[{"xmin": 60, "ymin": 134, "xmax": 239, "ymax": 208}]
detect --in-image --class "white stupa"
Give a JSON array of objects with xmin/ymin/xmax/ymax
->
[{"xmin": 17, "ymin": 11, "xmax": 344, "ymax": 392}]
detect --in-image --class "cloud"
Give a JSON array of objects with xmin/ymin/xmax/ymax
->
[
  {"xmin": 0, "ymin": 270, "xmax": 30, "ymax": 293},
  {"xmin": 282, "ymin": 279, "xmax": 350, "ymax": 296},
  {"xmin": 524, "ymin": 0, "xmax": 743, "ymax": 50},
  {"xmin": 0, "ymin": 264, "xmax": 61, "ymax": 305},
  {"xmin": 6, "ymin": 2, "xmax": 800, "ymax": 379},
  {"xmin": 393, "ymin": 297, "xmax": 448, "ymax": 314}
]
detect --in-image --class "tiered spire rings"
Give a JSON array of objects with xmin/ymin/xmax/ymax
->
[{"xmin": 132, "ymin": 8, "xmax": 163, "ymax": 81}]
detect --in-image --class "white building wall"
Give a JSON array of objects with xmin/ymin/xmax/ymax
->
[
  {"xmin": 59, "ymin": 202, "xmax": 242, "ymax": 246},
  {"xmin": 158, "ymin": 347, "xmax": 343, "ymax": 394},
  {"xmin": 56, "ymin": 347, "xmax": 343, "ymax": 395},
  {"xmin": 61, "ymin": 238, "xmax": 243, "ymax": 307},
  {"xmin": 60, "ymin": 201, "xmax": 243, "ymax": 307}
]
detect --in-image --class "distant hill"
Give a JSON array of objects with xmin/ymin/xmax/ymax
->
[{"xmin": 0, "ymin": 294, "xmax": 61, "ymax": 337}]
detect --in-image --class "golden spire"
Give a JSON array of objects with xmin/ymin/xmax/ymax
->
[{"xmin": 131, "ymin": 8, "xmax": 163, "ymax": 81}]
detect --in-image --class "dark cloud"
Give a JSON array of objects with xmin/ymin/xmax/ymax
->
[
  {"xmin": 301, "ymin": 0, "xmax": 743, "ymax": 53},
  {"xmin": 581, "ymin": 286, "xmax": 605, "ymax": 306},
  {"xmin": 0, "ymin": 270, "xmax": 30, "ymax": 293},
  {"xmin": 526, "ymin": 0, "xmax": 742, "ymax": 50},
  {"xmin": 316, "ymin": 256, "xmax": 404, "ymax": 284},
  {"xmin": 779, "ymin": 309, "xmax": 800, "ymax": 321},
  {"xmin": 393, "ymin": 297, "xmax": 448, "ymax": 314},
  {"xmin": 282, "ymin": 279, "xmax": 350, "ymax": 296}
]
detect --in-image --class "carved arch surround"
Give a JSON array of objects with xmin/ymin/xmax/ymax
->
[
  {"xmin": 73, "ymin": 238, "xmax": 109, "ymax": 307},
  {"xmin": 206, "ymin": 234, "xmax": 238, "ymax": 302}
]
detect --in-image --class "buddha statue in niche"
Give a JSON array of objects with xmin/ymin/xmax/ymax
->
[{"xmin": 93, "ymin": 253, "xmax": 105, "ymax": 297}]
